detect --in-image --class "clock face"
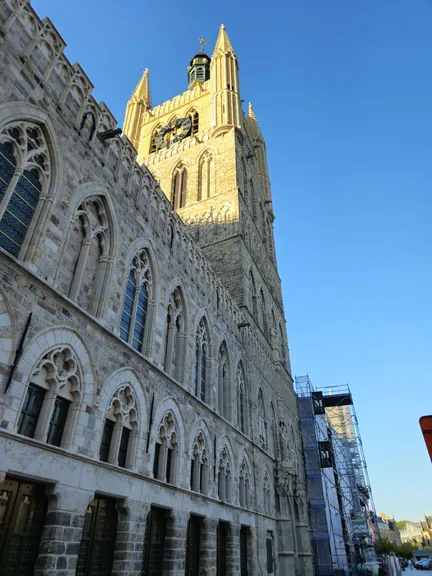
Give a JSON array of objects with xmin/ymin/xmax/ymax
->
[{"xmin": 155, "ymin": 118, "xmax": 192, "ymax": 151}]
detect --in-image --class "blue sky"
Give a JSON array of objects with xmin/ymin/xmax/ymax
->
[{"xmin": 32, "ymin": 0, "xmax": 432, "ymax": 520}]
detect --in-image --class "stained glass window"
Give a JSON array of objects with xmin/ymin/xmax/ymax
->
[
  {"xmin": 120, "ymin": 270, "xmax": 136, "ymax": 342},
  {"xmin": 0, "ymin": 124, "xmax": 47, "ymax": 258}
]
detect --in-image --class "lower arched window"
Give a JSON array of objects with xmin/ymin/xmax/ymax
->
[
  {"xmin": 218, "ymin": 446, "xmax": 232, "ymax": 503},
  {"xmin": 239, "ymin": 459, "xmax": 250, "ymax": 508},
  {"xmin": 18, "ymin": 346, "xmax": 82, "ymax": 450},
  {"xmin": 190, "ymin": 431, "xmax": 209, "ymax": 495},
  {"xmin": 153, "ymin": 412, "xmax": 179, "ymax": 485},
  {"xmin": 99, "ymin": 385, "xmax": 138, "ymax": 469}
]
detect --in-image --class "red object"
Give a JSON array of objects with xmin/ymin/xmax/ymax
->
[{"xmin": 419, "ymin": 415, "xmax": 432, "ymax": 461}]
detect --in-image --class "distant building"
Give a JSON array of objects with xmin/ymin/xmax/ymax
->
[
  {"xmin": 400, "ymin": 519, "xmax": 430, "ymax": 547},
  {"xmin": 377, "ymin": 514, "xmax": 401, "ymax": 546}
]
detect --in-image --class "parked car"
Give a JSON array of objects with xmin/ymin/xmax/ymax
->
[{"xmin": 414, "ymin": 559, "xmax": 432, "ymax": 570}]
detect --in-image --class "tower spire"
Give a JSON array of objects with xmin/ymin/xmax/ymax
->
[
  {"xmin": 248, "ymin": 102, "xmax": 262, "ymax": 136},
  {"xmin": 210, "ymin": 24, "xmax": 240, "ymax": 127},
  {"xmin": 212, "ymin": 24, "xmax": 235, "ymax": 57},
  {"xmin": 123, "ymin": 68, "xmax": 152, "ymax": 150},
  {"xmin": 131, "ymin": 68, "xmax": 151, "ymax": 108}
]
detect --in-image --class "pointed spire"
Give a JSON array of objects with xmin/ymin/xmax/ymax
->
[
  {"xmin": 212, "ymin": 24, "xmax": 235, "ymax": 57},
  {"xmin": 131, "ymin": 68, "xmax": 151, "ymax": 108},
  {"xmin": 248, "ymin": 102, "xmax": 256, "ymax": 120},
  {"xmin": 248, "ymin": 102, "xmax": 262, "ymax": 136}
]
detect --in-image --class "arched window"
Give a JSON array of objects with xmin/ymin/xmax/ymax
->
[
  {"xmin": 263, "ymin": 471, "xmax": 271, "ymax": 515},
  {"xmin": 194, "ymin": 318, "xmax": 208, "ymax": 402},
  {"xmin": 99, "ymin": 385, "xmax": 138, "ymax": 469},
  {"xmin": 258, "ymin": 389, "xmax": 268, "ymax": 450},
  {"xmin": 198, "ymin": 151, "xmax": 214, "ymax": 201},
  {"xmin": 187, "ymin": 110, "xmax": 199, "ymax": 135},
  {"xmin": 270, "ymin": 402, "xmax": 279, "ymax": 459},
  {"xmin": 68, "ymin": 196, "xmax": 113, "ymax": 317},
  {"xmin": 237, "ymin": 363, "xmax": 247, "ymax": 434},
  {"xmin": 239, "ymin": 458, "xmax": 250, "ymax": 508},
  {"xmin": 153, "ymin": 411, "xmax": 179, "ymax": 485},
  {"xmin": 259, "ymin": 289, "xmax": 268, "ymax": 338},
  {"xmin": 18, "ymin": 346, "xmax": 82, "ymax": 450},
  {"xmin": 120, "ymin": 249, "xmax": 152, "ymax": 353},
  {"xmin": 0, "ymin": 122, "xmax": 50, "ymax": 258},
  {"xmin": 279, "ymin": 323, "xmax": 287, "ymax": 363},
  {"xmin": 249, "ymin": 271, "xmax": 258, "ymax": 319},
  {"xmin": 218, "ymin": 342, "xmax": 230, "ymax": 419},
  {"xmin": 190, "ymin": 431, "xmax": 209, "ymax": 495},
  {"xmin": 149, "ymin": 124, "xmax": 162, "ymax": 154},
  {"xmin": 164, "ymin": 286, "xmax": 186, "ymax": 381},
  {"xmin": 172, "ymin": 164, "xmax": 187, "ymax": 210},
  {"xmin": 218, "ymin": 446, "xmax": 232, "ymax": 503}
]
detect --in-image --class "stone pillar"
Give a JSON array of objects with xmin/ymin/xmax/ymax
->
[
  {"xmin": 200, "ymin": 517, "xmax": 217, "ymax": 576},
  {"xmin": 34, "ymin": 484, "xmax": 92, "ymax": 576},
  {"xmin": 112, "ymin": 500, "xmax": 151, "ymax": 576},
  {"xmin": 163, "ymin": 509, "xmax": 188, "ymax": 576},
  {"xmin": 248, "ymin": 526, "xmax": 258, "ymax": 576},
  {"xmin": 226, "ymin": 523, "xmax": 240, "ymax": 575},
  {"xmin": 275, "ymin": 464, "xmax": 300, "ymax": 576}
]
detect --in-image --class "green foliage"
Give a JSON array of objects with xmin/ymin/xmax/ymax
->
[
  {"xmin": 396, "ymin": 521, "xmax": 408, "ymax": 531},
  {"xmin": 374, "ymin": 538, "xmax": 414, "ymax": 559}
]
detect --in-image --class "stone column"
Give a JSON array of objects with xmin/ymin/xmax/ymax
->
[
  {"xmin": 200, "ymin": 517, "xmax": 217, "ymax": 576},
  {"xmin": 275, "ymin": 464, "xmax": 299, "ymax": 576},
  {"xmin": 226, "ymin": 523, "xmax": 240, "ymax": 575},
  {"xmin": 163, "ymin": 509, "xmax": 188, "ymax": 576},
  {"xmin": 112, "ymin": 500, "xmax": 151, "ymax": 576},
  {"xmin": 34, "ymin": 484, "xmax": 92, "ymax": 576}
]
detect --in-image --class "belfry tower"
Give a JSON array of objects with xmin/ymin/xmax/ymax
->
[{"xmin": 124, "ymin": 25, "xmax": 287, "ymax": 363}]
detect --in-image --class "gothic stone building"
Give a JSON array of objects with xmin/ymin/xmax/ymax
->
[{"xmin": 0, "ymin": 1, "xmax": 314, "ymax": 575}]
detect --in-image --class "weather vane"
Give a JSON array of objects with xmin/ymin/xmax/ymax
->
[{"xmin": 198, "ymin": 37, "xmax": 206, "ymax": 52}]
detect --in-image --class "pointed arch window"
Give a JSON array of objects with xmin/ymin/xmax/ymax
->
[
  {"xmin": 249, "ymin": 271, "xmax": 258, "ymax": 319},
  {"xmin": 218, "ymin": 446, "xmax": 232, "ymax": 503},
  {"xmin": 258, "ymin": 389, "xmax": 268, "ymax": 450},
  {"xmin": 259, "ymin": 289, "xmax": 268, "ymax": 338},
  {"xmin": 263, "ymin": 472, "xmax": 272, "ymax": 515},
  {"xmin": 270, "ymin": 402, "xmax": 279, "ymax": 459},
  {"xmin": 0, "ymin": 123, "xmax": 50, "ymax": 258},
  {"xmin": 198, "ymin": 151, "xmax": 214, "ymax": 201},
  {"xmin": 239, "ymin": 458, "xmax": 250, "ymax": 508},
  {"xmin": 194, "ymin": 318, "xmax": 208, "ymax": 402},
  {"xmin": 164, "ymin": 287, "xmax": 186, "ymax": 381},
  {"xmin": 187, "ymin": 110, "xmax": 199, "ymax": 135},
  {"xmin": 237, "ymin": 363, "xmax": 247, "ymax": 434},
  {"xmin": 149, "ymin": 124, "xmax": 162, "ymax": 154},
  {"xmin": 18, "ymin": 346, "xmax": 82, "ymax": 450},
  {"xmin": 172, "ymin": 164, "xmax": 187, "ymax": 210},
  {"xmin": 190, "ymin": 431, "xmax": 209, "ymax": 495},
  {"xmin": 67, "ymin": 196, "xmax": 113, "ymax": 317},
  {"xmin": 218, "ymin": 342, "xmax": 230, "ymax": 419},
  {"xmin": 99, "ymin": 385, "xmax": 139, "ymax": 469},
  {"xmin": 153, "ymin": 412, "xmax": 179, "ymax": 485},
  {"xmin": 279, "ymin": 323, "xmax": 287, "ymax": 363},
  {"xmin": 120, "ymin": 249, "xmax": 152, "ymax": 353}
]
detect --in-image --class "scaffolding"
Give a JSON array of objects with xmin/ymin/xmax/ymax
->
[{"xmin": 295, "ymin": 375, "xmax": 380, "ymax": 576}]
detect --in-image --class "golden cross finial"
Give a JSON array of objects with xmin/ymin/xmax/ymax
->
[{"xmin": 198, "ymin": 37, "xmax": 206, "ymax": 52}]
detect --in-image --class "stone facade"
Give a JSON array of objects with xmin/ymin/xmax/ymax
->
[{"xmin": 0, "ymin": 1, "xmax": 314, "ymax": 574}]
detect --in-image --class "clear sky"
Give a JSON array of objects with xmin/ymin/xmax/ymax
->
[{"xmin": 32, "ymin": 0, "xmax": 432, "ymax": 521}]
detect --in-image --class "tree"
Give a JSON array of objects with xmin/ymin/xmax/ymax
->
[{"xmin": 396, "ymin": 521, "xmax": 408, "ymax": 532}]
